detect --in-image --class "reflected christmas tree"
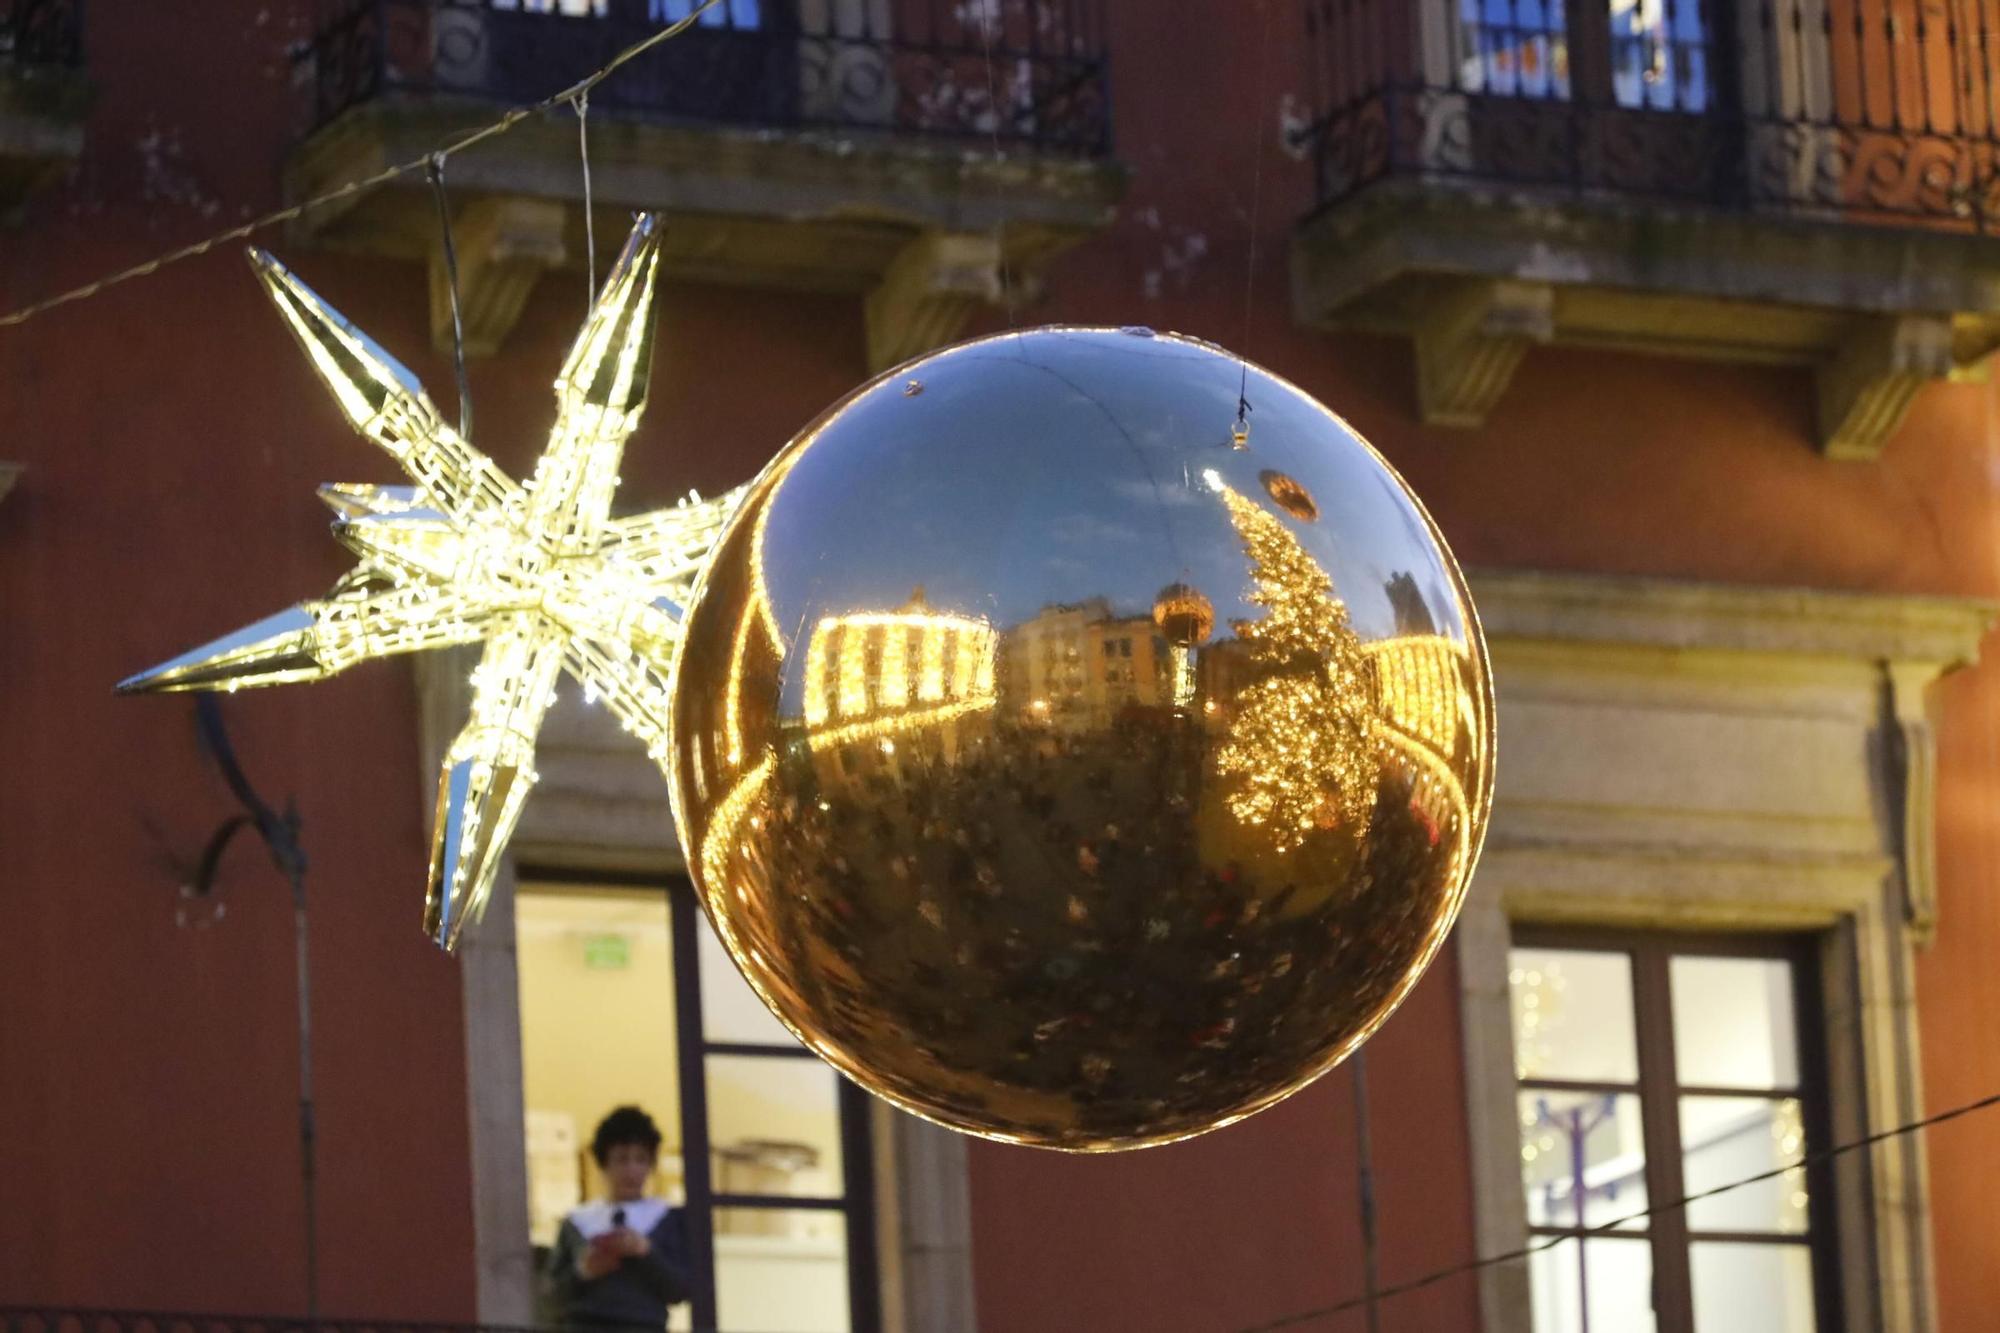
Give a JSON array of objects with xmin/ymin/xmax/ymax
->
[{"xmin": 1209, "ymin": 478, "xmax": 1380, "ymax": 853}]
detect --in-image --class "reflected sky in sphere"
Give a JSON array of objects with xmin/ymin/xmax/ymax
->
[{"xmin": 756, "ymin": 328, "xmax": 1470, "ymax": 715}]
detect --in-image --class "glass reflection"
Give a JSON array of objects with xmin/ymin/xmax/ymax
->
[
  {"xmin": 669, "ymin": 328, "xmax": 1493, "ymax": 1149},
  {"xmin": 1519, "ymin": 1091, "xmax": 1648, "ymax": 1231}
]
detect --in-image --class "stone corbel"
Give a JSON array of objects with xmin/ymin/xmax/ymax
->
[
  {"xmin": 1880, "ymin": 659, "xmax": 1949, "ymax": 947},
  {"xmin": 429, "ymin": 197, "xmax": 569, "ymax": 359},
  {"xmin": 1817, "ymin": 314, "xmax": 1956, "ymax": 461},
  {"xmin": 1412, "ymin": 277, "xmax": 1554, "ymax": 428},
  {"xmin": 865, "ymin": 231, "xmax": 1011, "ymax": 374}
]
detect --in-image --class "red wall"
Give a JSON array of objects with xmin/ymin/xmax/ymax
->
[{"xmin": 3, "ymin": 0, "xmax": 1998, "ymax": 1329}]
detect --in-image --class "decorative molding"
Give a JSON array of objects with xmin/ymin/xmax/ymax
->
[
  {"xmin": 1455, "ymin": 569, "xmax": 1989, "ymax": 1333},
  {"xmin": 1413, "ymin": 278, "xmax": 1553, "ymax": 428},
  {"xmin": 1882, "ymin": 660, "xmax": 1945, "ymax": 947},
  {"xmin": 429, "ymin": 198, "xmax": 568, "ymax": 359},
  {"xmin": 1467, "ymin": 569, "xmax": 1996, "ymax": 666},
  {"xmin": 865, "ymin": 231, "xmax": 1006, "ymax": 374},
  {"xmin": 285, "ymin": 103, "xmax": 1125, "ymax": 355},
  {"xmin": 1817, "ymin": 315, "xmax": 1957, "ymax": 461}
]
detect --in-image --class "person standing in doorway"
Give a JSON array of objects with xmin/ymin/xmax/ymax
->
[{"xmin": 547, "ymin": 1105, "xmax": 692, "ymax": 1329}]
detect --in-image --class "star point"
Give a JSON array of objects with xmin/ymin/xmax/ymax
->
[{"xmin": 121, "ymin": 214, "xmax": 741, "ymax": 951}]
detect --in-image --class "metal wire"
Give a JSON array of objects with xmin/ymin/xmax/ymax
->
[
  {"xmin": 1235, "ymin": 0, "xmax": 1274, "ymax": 445},
  {"xmin": 426, "ymin": 155, "xmax": 472, "ymax": 441},
  {"xmin": 1237, "ymin": 1086, "xmax": 2000, "ymax": 1332},
  {"xmin": 0, "ymin": 0, "xmax": 728, "ymax": 331},
  {"xmin": 578, "ymin": 90, "xmax": 597, "ymax": 307}
]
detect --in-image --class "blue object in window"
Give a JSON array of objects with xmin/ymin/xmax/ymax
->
[{"xmin": 651, "ymin": 0, "xmax": 761, "ymax": 28}]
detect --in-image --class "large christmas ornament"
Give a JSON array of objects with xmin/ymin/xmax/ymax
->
[
  {"xmin": 670, "ymin": 327, "xmax": 1494, "ymax": 1150},
  {"xmin": 121, "ymin": 215, "xmax": 740, "ymax": 949}
]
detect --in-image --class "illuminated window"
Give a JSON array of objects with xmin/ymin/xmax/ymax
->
[
  {"xmin": 651, "ymin": 0, "xmax": 763, "ymax": 28},
  {"xmin": 1460, "ymin": 0, "xmax": 1711, "ymax": 110},
  {"xmin": 517, "ymin": 880, "xmax": 878, "ymax": 1332},
  {"xmin": 1510, "ymin": 929, "xmax": 1834, "ymax": 1333},
  {"xmin": 1608, "ymin": 0, "xmax": 1708, "ymax": 110},
  {"xmin": 1461, "ymin": 0, "xmax": 1571, "ymax": 100}
]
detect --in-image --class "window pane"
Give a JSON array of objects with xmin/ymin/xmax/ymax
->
[
  {"xmin": 707, "ymin": 1054, "xmax": 845, "ymax": 1197},
  {"xmin": 1682, "ymin": 1096, "xmax": 1810, "ymax": 1235},
  {"xmin": 1510, "ymin": 947, "xmax": 1639, "ymax": 1083},
  {"xmin": 652, "ymin": 0, "xmax": 762, "ymax": 27},
  {"xmin": 700, "ymin": 911, "xmax": 806, "ymax": 1048},
  {"xmin": 1690, "ymin": 1242, "xmax": 1815, "ymax": 1333},
  {"xmin": 1520, "ymin": 1091, "xmax": 1648, "ymax": 1230},
  {"xmin": 1528, "ymin": 1236, "xmax": 1656, "ymax": 1333},
  {"xmin": 516, "ymin": 888, "xmax": 683, "ymax": 1248},
  {"xmin": 1609, "ymin": 0, "xmax": 1709, "ymax": 112},
  {"xmin": 1670, "ymin": 955, "xmax": 1799, "ymax": 1090},
  {"xmin": 715, "ymin": 1209, "xmax": 850, "ymax": 1333},
  {"xmin": 1460, "ymin": 0, "xmax": 1571, "ymax": 101}
]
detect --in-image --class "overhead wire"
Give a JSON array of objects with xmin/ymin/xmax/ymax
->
[
  {"xmin": 1237, "ymin": 1087, "xmax": 2000, "ymax": 1331},
  {"xmin": 0, "ymin": 0, "xmax": 728, "ymax": 331}
]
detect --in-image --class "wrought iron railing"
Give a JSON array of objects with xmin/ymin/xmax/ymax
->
[
  {"xmin": 1300, "ymin": 0, "xmax": 2000, "ymax": 231},
  {"xmin": 297, "ymin": 0, "xmax": 1110, "ymax": 154},
  {"xmin": 0, "ymin": 1310, "xmax": 752, "ymax": 1333},
  {"xmin": 1, "ymin": 0, "xmax": 83, "ymax": 68},
  {"xmin": 0, "ymin": 1314, "xmax": 538, "ymax": 1333}
]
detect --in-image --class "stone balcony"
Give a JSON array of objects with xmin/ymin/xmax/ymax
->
[
  {"xmin": 284, "ymin": 1, "xmax": 1126, "ymax": 369},
  {"xmin": 1291, "ymin": 2, "xmax": 2000, "ymax": 460},
  {"xmin": 0, "ymin": 0, "xmax": 88, "ymax": 223}
]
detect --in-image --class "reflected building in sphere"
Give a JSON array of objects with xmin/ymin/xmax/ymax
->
[
  {"xmin": 798, "ymin": 590, "xmax": 999, "ymax": 792},
  {"xmin": 1002, "ymin": 598, "xmax": 1173, "ymax": 731}
]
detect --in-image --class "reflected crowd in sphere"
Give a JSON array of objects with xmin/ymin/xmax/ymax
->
[{"xmin": 668, "ymin": 328, "xmax": 1495, "ymax": 1150}]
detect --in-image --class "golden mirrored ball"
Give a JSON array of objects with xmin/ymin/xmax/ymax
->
[{"xmin": 669, "ymin": 328, "xmax": 1494, "ymax": 1150}]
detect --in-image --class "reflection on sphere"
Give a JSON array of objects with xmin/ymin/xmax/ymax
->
[{"xmin": 669, "ymin": 328, "xmax": 1494, "ymax": 1151}]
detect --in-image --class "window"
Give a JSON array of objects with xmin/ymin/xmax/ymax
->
[
  {"xmin": 517, "ymin": 879, "xmax": 878, "ymax": 1332},
  {"xmin": 484, "ymin": 0, "xmax": 763, "ymax": 29},
  {"xmin": 1460, "ymin": 0, "xmax": 1711, "ymax": 110},
  {"xmin": 1508, "ymin": 930, "xmax": 1837, "ymax": 1333},
  {"xmin": 651, "ymin": 0, "xmax": 763, "ymax": 28},
  {"xmin": 1461, "ymin": 0, "xmax": 1571, "ymax": 100}
]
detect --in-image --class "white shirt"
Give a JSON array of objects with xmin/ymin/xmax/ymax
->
[{"xmin": 567, "ymin": 1196, "xmax": 671, "ymax": 1241}]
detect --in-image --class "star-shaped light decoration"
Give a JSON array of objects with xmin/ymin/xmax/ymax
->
[{"xmin": 120, "ymin": 214, "xmax": 743, "ymax": 950}]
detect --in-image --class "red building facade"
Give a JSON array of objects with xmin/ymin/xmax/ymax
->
[{"xmin": 3, "ymin": 3, "xmax": 1999, "ymax": 1331}]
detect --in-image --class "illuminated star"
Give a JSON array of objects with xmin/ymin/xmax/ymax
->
[{"xmin": 120, "ymin": 214, "xmax": 741, "ymax": 950}]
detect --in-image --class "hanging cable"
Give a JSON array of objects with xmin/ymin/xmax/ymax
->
[
  {"xmin": 426, "ymin": 155, "xmax": 473, "ymax": 441},
  {"xmin": 1234, "ymin": 0, "xmax": 1274, "ymax": 449},
  {"xmin": 578, "ymin": 90, "xmax": 598, "ymax": 307},
  {"xmin": 0, "ymin": 0, "xmax": 728, "ymax": 331},
  {"xmin": 975, "ymin": 0, "xmax": 1018, "ymax": 330},
  {"xmin": 1236, "ymin": 1086, "xmax": 2000, "ymax": 1332}
]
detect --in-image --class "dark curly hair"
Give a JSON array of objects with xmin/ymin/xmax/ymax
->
[{"xmin": 590, "ymin": 1105, "xmax": 664, "ymax": 1167}]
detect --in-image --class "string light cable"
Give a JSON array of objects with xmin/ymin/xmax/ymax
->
[
  {"xmin": 1236, "ymin": 1086, "xmax": 2000, "ymax": 1332},
  {"xmin": 0, "ymin": 0, "xmax": 728, "ymax": 331}
]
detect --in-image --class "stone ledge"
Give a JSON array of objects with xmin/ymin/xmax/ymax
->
[
  {"xmin": 0, "ymin": 67, "xmax": 90, "ymax": 224},
  {"xmin": 283, "ymin": 98, "xmax": 1127, "ymax": 363},
  {"xmin": 1468, "ymin": 568, "xmax": 1998, "ymax": 665},
  {"xmin": 1294, "ymin": 180, "xmax": 2000, "ymax": 453}
]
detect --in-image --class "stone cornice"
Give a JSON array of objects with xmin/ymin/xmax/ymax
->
[{"xmin": 1467, "ymin": 568, "xmax": 1998, "ymax": 667}]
